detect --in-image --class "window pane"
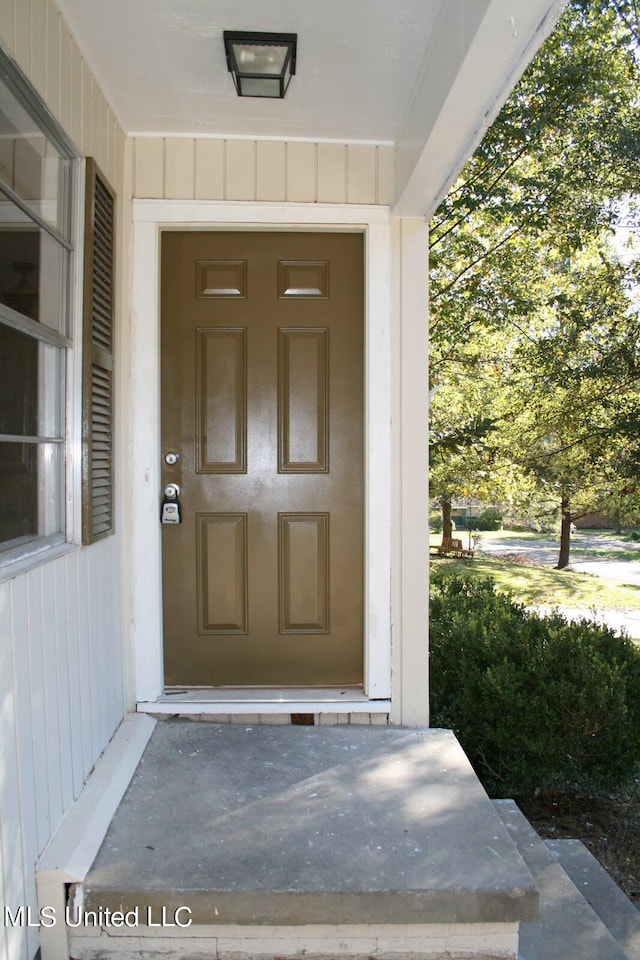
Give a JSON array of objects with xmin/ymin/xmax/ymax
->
[
  {"xmin": 0, "ymin": 323, "xmax": 37, "ymax": 434},
  {"xmin": 0, "ymin": 322, "xmax": 62, "ymax": 437},
  {"xmin": 0, "ymin": 226, "xmax": 68, "ymax": 333},
  {"xmin": 0, "ymin": 442, "xmax": 38, "ymax": 543},
  {"xmin": 0, "ymin": 81, "xmax": 69, "ymax": 238},
  {"xmin": 0, "ymin": 441, "xmax": 62, "ymax": 545}
]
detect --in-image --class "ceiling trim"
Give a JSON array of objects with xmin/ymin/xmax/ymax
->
[{"xmin": 128, "ymin": 132, "xmax": 395, "ymax": 146}]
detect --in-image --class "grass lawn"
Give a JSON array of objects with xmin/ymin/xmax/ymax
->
[{"xmin": 430, "ymin": 553, "xmax": 640, "ymax": 610}]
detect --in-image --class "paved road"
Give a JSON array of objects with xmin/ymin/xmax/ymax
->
[{"xmin": 476, "ymin": 532, "xmax": 640, "ymax": 639}]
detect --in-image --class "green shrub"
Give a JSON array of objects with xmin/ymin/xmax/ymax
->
[
  {"xmin": 429, "ymin": 512, "xmax": 443, "ymax": 533},
  {"xmin": 429, "ymin": 568, "xmax": 640, "ymax": 796},
  {"xmin": 467, "ymin": 507, "xmax": 503, "ymax": 531}
]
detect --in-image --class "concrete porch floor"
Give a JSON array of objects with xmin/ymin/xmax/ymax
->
[{"xmin": 67, "ymin": 721, "xmax": 537, "ymax": 959}]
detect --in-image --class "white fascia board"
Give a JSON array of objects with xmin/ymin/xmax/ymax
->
[{"xmin": 393, "ymin": 0, "xmax": 567, "ymax": 218}]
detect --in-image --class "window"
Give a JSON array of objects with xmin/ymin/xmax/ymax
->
[{"xmin": 0, "ymin": 51, "xmax": 76, "ymax": 565}]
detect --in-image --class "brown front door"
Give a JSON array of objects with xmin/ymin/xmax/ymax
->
[{"xmin": 160, "ymin": 231, "xmax": 364, "ymax": 686}]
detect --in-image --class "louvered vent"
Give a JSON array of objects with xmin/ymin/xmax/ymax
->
[{"xmin": 82, "ymin": 159, "xmax": 116, "ymax": 544}]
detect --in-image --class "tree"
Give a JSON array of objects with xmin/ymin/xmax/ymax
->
[{"xmin": 429, "ymin": 0, "xmax": 640, "ymax": 565}]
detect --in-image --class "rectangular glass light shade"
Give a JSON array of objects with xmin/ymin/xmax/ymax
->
[
  {"xmin": 232, "ymin": 41, "xmax": 288, "ymax": 75},
  {"xmin": 239, "ymin": 76, "xmax": 282, "ymax": 97}
]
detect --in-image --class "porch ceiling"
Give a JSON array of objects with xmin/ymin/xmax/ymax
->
[
  {"xmin": 55, "ymin": 0, "xmax": 566, "ymax": 215},
  {"xmin": 54, "ymin": 0, "xmax": 444, "ymax": 142}
]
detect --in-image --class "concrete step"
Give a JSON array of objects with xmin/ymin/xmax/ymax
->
[
  {"xmin": 546, "ymin": 838, "xmax": 640, "ymax": 959},
  {"xmin": 68, "ymin": 724, "xmax": 539, "ymax": 959},
  {"xmin": 494, "ymin": 799, "xmax": 630, "ymax": 960}
]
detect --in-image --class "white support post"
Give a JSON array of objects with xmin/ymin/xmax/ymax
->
[{"xmin": 391, "ymin": 217, "xmax": 429, "ymax": 726}]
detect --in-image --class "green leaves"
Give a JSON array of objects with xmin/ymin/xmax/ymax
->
[
  {"xmin": 430, "ymin": 0, "xmax": 640, "ymax": 541},
  {"xmin": 430, "ymin": 569, "xmax": 640, "ymax": 795}
]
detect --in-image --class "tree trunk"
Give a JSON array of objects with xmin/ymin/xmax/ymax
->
[
  {"xmin": 614, "ymin": 507, "xmax": 622, "ymax": 536},
  {"xmin": 556, "ymin": 497, "xmax": 572, "ymax": 569},
  {"xmin": 441, "ymin": 497, "xmax": 453, "ymax": 541}
]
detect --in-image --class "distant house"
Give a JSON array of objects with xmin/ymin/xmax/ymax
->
[
  {"xmin": 450, "ymin": 496, "xmax": 486, "ymax": 528},
  {"xmin": 574, "ymin": 513, "xmax": 614, "ymax": 529}
]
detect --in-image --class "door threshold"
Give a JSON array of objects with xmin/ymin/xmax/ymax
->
[{"xmin": 137, "ymin": 687, "xmax": 391, "ymax": 717}]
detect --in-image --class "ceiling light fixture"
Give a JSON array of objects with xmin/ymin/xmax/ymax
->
[{"xmin": 223, "ymin": 31, "xmax": 297, "ymax": 99}]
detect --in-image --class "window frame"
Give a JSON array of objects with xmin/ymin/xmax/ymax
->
[{"xmin": 0, "ymin": 48, "xmax": 82, "ymax": 577}]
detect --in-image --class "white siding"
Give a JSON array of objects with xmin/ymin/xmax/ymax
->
[
  {"xmin": 132, "ymin": 137, "xmax": 395, "ymax": 206},
  {"xmin": 0, "ymin": 4, "xmax": 128, "ymax": 960},
  {"xmin": 0, "ymin": 542, "xmax": 126, "ymax": 960}
]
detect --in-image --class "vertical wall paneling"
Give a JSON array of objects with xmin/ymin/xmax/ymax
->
[
  {"xmin": 110, "ymin": 541, "xmax": 126, "ymax": 731},
  {"xmin": 377, "ymin": 145, "xmax": 395, "ymax": 205},
  {"xmin": 96, "ymin": 546, "xmax": 110, "ymax": 745},
  {"xmin": 7, "ymin": 576, "xmax": 39, "ymax": 946},
  {"xmin": 81, "ymin": 60, "xmax": 93, "ymax": 157},
  {"xmin": 92, "ymin": 86, "xmax": 109, "ymax": 173},
  {"xmin": 165, "ymin": 137, "xmax": 195, "ymax": 199},
  {"xmin": 52, "ymin": 560, "xmax": 73, "ymax": 813},
  {"xmin": 347, "ymin": 144, "xmax": 377, "ymax": 204},
  {"xmin": 64, "ymin": 551, "xmax": 84, "ymax": 797},
  {"xmin": 0, "ymin": 580, "xmax": 26, "ymax": 960},
  {"xmin": 317, "ymin": 142, "xmax": 347, "ymax": 203},
  {"xmin": 69, "ymin": 34, "xmax": 83, "ymax": 149},
  {"xmin": 30, "ymin": 0, "xmax": 47, "ymax": 97},
  {"xmin": 286, "ymin": 141, "xmax": 316, "ymax": 202},
  {"xmin": 134, "ymin": 136, "xmax": 164, "ymax": 198},
  {"xmin": 86, "ymin": 551, "xmax": 103, "ymax": 763},
  {"xmin": 1, "ymin": 540, "xmax": 126, "ymax": 960},
  {"xmin": 0, "ymin": 851, "xmax": 7, "ymax": 960},
  {"xmin": 41, "ymin": 562, "xmax": 64, "ymax": 835},
  {"xmin": 256, "ymin": 140, "xmax": 285, "ymax": 201},
  {"xmin": 45, "ymin": 0, "xmax": 61, "ymax": 118},
  {"xmin": 0, "ymin": 0, "xmax": 13, "ymax": 56},
  {"xmin": 26, "ymin": 568, "xmax": 51, "ymax": 852},
  {"xmin": 59, "ymin": 20, "xmax": 72, "ymax": 134},
  {"xmin": 195, "ymin": 138, "xmax": 224, "ymax": 199},
  {"xmin": 14, "ymin": 0, "xmax": 30, "ymax": 76},
  {"xmin": 75, "ymin": 549, "xmax": 94, "ymax": 776},
  {"xmin": 226, "ymin": 139, "xmax": 255, "ymax": 201},
  {"xmin": 0, "ymin": 9, "xmax": 128, "ymax": 960},
  {"xmin": 132, "ymin": 136, "xmax": 396, "ymax": 206}
]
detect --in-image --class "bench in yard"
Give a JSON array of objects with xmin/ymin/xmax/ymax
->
[{"xmin": 430, "ymin": 537, "xmax": 474, "ymax": 559}]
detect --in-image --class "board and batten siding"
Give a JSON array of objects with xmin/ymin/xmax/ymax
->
[
  {"xmin": 132, "ymin": 136, "xmax": 395, "ymax": 206},
  {"xmin": 0, "ymin": 0, "xmax": 125, "ymax": 187},
  {"xmin": 0, "ymin": 4, "xmax": 128, "ymax": 960},
  {"xmin": 0, "ymin": 542, "xmax": 126, "ymax": 960}
]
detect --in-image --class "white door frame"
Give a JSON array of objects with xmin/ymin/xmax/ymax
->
[{"xmin": 129, "ymin": 200, "xmax": 392, "ymax": 706}]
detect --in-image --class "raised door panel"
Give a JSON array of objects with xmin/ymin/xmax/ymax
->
[
  {"xmin": 197, "ymin": 513, "xmax": 248, "ymax": 634},
  {"xmin": 278, "ymin": 328, "xmax": 328, "ymax": 473},
  {"xmin": 196, "ymin": 327, "xmax": 247, "ymax": 473},
  {"xmin": 279, "ymin": 513, "xmax": 329, "ymax": 633}
]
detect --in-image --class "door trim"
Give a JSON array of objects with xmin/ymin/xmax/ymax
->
[{"xmin": 129, "ymin": 201, "xmax": 392, "ymax": 705}]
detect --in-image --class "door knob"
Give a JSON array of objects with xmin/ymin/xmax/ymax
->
[{"xmin": 165, "ymin": 451, "xmax": 180, "ymax": 465}]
